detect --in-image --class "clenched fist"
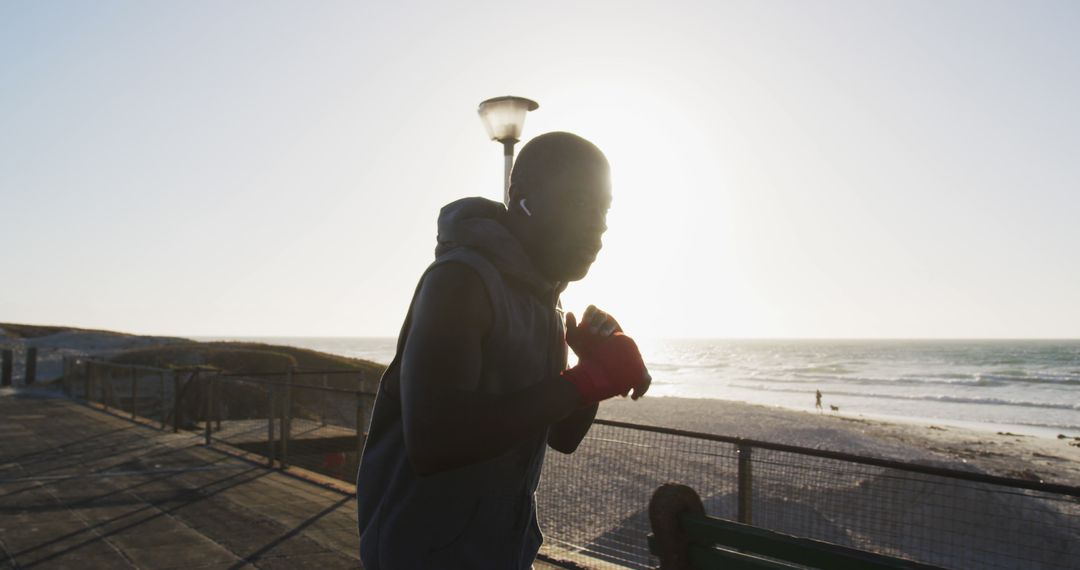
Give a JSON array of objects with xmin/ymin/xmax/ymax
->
[{"xmin": 562, "ymin": 305, "xmax": 651, "ymax": 402}]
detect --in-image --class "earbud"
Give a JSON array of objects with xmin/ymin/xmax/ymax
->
[{"xmin": 519, "ymin": 198, "xmax": 532, "ymax": 217}]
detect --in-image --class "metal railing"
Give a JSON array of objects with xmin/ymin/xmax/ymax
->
[
  {"xmin": 60, "ymin": 357, "xmax": 377, "ymax": 481},
  {"xmin": 57, "ymin": 359, "xmax": 1080, "ymax": 569},
  {"xmin": 537, "ymin": 420, "xmax": 1080, "ymax": 570}
]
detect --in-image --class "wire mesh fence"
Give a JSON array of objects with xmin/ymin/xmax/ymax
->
[
  {"xmin": 63, "ymin": 358, "xmax": 176, "ymax": 428},
  {"xmin": 207, "ymin": 370, "xmax": 376, "ymax": 481},
  {"xmin": 60, "ymin": 358, "xmax": 376, "ymax": 482},
  {"xmin": 58, "ymin": 359, "xmax": 1080, "ymax": 569},
  {"xmin": 537, "ymin": 422, "xmax": 741, "ymax": 568},
  {"xmin": 749, "ymin": 446, "xmax": 1080, "ymax": 569},
  {"xmin": 536, "ymin": 420, "xmax": 1080, "ymax": 570}
]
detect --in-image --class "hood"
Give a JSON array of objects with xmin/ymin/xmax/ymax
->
[{"xmin": 435, "ymin": 197, "xmax": 562, "ymax": 298}]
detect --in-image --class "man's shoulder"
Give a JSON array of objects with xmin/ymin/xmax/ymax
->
[
  {"xmin": 414, "ymin": 260, "xmax": 493, "ymax": 332},
  {"xmin": 424, "ymin": 247, "xmax": 506, "ymax": 299},
  {"xmin": 430, "ymin": 246, "xmax": 499, "ymax": 276},
  {"xmin": 422, "ymin": 259, "xmax": 486, "ymax": 294}
]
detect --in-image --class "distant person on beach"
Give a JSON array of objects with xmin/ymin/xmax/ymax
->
[
  {"xmin": 815, "ymin": 389, "xmax": 823, "ymax": 412},
  {"xmin": 355, "ymin": 132, "xmax": 651, "ymax": 569}
]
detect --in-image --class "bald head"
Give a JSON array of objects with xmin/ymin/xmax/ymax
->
[
  {"xmin": 509, "ymin": 132, "xmax": 609, "ymax": 198},
  {"xmin": 505, "ymin": 132, "xmax": 612, "ymax": 282}
]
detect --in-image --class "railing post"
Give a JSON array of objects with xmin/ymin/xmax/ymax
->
[
  {"xmin": 130, "ymin": 366, "xmax": 138, "ymax": 419},
  {"xmin": 0, "ymin": 349, "xmax": 12, "ymax": 387},
  {"xmin": 215, "ymin": 373, "xmax": 222, "ymax": 431},
  {"xmin": 319, "ymin": 373, "xmax": 327, "ymax": 425},
  {"xmin": 107, "ymin": 363, "xmax": 118, "ymax": 408},
  {"xmin": 159, "ymin": 371, "xmax": 167, "ymax": 429},
  {"xmin": 205, "ymin": 375, "xmax": 214, "ymax": 445},
  {"xmin": 25, "ymin": 347, "xmax": 37, "ymax": 385},
  {"xmin": 172, "ymin": 370, "xmax": 181, "ymax": 433},
  {"xmin": 737, "ymin": 444, "xmax": 753, "ymax": 525},
  {"xmin": 85, "ymin": 360, "xmax": 92, "ymax": 401},
  {"xmin": 356, "ymin": 392, "xmax": 374, "ymax": 459},
  {"xmin": 281, "ymin": 367, "xmax": 292, "ymax": 469},
  {"xmin": 101, "ymin": 364, "xmax": 110, "ymax": 411},
  {"xmin": 189, "ymin": 370, "xmax": 199, "ymax": 428},
  {"xmin": 64, "ymin": 357, "xmax": 73, "ymax": 396},
  {"xmin": 267, "ymin": 384, "xmax": 276, "ymax": 467}
]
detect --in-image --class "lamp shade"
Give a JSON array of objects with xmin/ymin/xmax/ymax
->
[{"xmin": 477, "ymin": 96, "xmax": 539, "ymax": 142}]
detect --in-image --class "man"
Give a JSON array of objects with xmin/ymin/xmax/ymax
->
[{"xmin": 356, "ymin": 132, "xmax": 651, "ymax": 569}]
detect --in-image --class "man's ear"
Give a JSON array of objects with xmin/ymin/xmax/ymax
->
[{"xmin": 507, "ymin": 184, "xmax": 531, "ymax": 216}]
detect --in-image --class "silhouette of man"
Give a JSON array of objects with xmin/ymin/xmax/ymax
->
[
  {"xmin": 355, "ymin": 132, "xmax": 651, "ymax": 569},
  {"xmin": 815, "ymin": 389, "xmax": 823, "ymax": 412}
]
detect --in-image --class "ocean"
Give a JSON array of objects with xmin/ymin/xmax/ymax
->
[{"xmin": 200, "ymin": 337, "xmax": 1080, "ymax": 438}]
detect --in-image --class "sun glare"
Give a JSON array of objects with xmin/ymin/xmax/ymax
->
[{"xmin": 547, "ymin": 86, "xmax": 753, "ymax": 339}]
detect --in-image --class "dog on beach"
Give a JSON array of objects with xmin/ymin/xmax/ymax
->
[{"xmin": 829, "ymin": 404, "xmax": 840, "ymax": 412}]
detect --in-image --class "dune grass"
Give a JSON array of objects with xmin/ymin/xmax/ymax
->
[
  {"xmin": 109, "ymin": 342, "xmax": 386, "ymax": 388},
  {"xmin": 0, "ymin": 322, "xmax": 134, "ymax": 339}
]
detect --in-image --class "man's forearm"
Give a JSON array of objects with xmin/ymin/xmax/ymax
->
[
  {"xmin": 404, "ymin": 374, "xmax": 585, "ymax": 475},
  {"xmin": 548, "ymin": 402, "xmax": 597, "ymax": 453}
]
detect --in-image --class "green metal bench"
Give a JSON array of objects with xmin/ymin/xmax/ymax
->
[{"xmin": 647, "ymin": 484, "xmax": 946, "ymax": 570}]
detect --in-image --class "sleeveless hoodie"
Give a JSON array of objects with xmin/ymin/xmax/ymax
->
[{"xmin": 356, "ymin": 197, "xmax": 568, "ymax": 569}]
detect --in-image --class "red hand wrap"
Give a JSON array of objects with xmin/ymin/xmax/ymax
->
[{"xmin": 561, "ymin": 333, "xmax": 646, "ymax": 404}]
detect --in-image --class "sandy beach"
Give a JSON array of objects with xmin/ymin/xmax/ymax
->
[{"xmin": 597, "ymin": 396, "xmax": 1080, "ymax": 487}]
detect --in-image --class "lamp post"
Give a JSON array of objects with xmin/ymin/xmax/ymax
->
[{"xmin": 477, "ymin": 96, "xmax": 539, "ymax": 205}]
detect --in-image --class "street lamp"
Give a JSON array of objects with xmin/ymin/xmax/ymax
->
[{"xmin": 477, "ymin": 96, "xmax": 539, "ymax": 205}]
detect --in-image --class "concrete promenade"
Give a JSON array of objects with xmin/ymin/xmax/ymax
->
[
  {"xmin": 0, "ymin": 390, "xmax": 570, "ymax": 570},
  {"xmin": 0, "ymin": 390, "xmax": 362, "ymax": 569}
]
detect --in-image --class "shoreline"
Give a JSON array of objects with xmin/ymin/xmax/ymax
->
[
  {"xmin": 806, "ymin": 407, "xmax": 1080, "ymax": 440},
  {"xmin": 195, "ymin": 335, "xmax": 1080, "ymax": 440},
  {"xmin": 690, "ymin": 398, "xmax": 1080, "ymax": 441}
]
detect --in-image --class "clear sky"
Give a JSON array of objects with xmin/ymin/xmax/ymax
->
[{"xmin": 2, "ymin": 1, "xmax": 1079, "ymax": 339}]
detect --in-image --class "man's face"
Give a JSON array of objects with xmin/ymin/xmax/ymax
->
[{"xmin": 524, "ymin": 163, "xmax": 612, "ymax": 282}]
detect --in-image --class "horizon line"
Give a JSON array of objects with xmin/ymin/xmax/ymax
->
[
  {"xmin": 4, "ymin": 322, "xmax": 1079, "ymax": 342},
  {"xmin": 187, "ymin": 334, "xmax": 1080, "ymax": 342}
]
